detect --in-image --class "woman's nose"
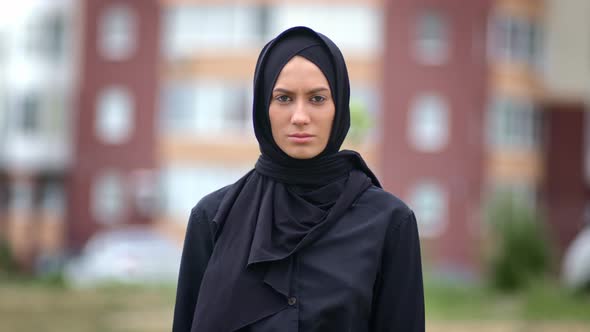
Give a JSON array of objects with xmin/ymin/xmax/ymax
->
[{"xmin": 291, "ymin": 101, "xmax": 310, "ymax": 125}]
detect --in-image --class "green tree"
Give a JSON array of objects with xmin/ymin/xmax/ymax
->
[
  {"xmin": 0, "ymin": 237, "xmax": 17, "ymax": 276},
  {"xmin": 485, "ymin": 193, "xmax": 552, "ymax": 292},
  {"xmin": 348, "ymin": 100, "xmax": 373, "ymax": 145}
]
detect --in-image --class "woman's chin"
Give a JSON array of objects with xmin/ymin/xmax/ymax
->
[{"xmin": 284, "ymin": 146, "xmax": 322, "ymax": 160}]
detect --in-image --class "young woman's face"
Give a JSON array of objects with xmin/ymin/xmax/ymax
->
[{"xmin": 269, "ymin": 56, "xmax": 335, "ymax": 159}]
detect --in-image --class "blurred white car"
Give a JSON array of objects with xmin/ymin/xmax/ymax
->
[
  {"xmin": 64, "ymin": 226, "xmax": 182, "ymax": 287},
  {"xmin": 562, "ymin": 226, "xmax": 590, "ymax": 290}
]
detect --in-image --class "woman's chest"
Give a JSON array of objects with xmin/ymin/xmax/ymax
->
[
  {"xmin": 295, "ymin": 206, "xmax": 389, "ymax": 300},
  {"xmin": 247, "ymin": 207, "xmax": 390, "ymax": 332}
]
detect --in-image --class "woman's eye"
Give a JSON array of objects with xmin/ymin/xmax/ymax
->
[
  {"xmin": 275, "ymin": 95, "xmax": 291, "ymax": 103},
  {"xmin": 311, "ymin": 96, "xmax": 326, "ymax": 103}
]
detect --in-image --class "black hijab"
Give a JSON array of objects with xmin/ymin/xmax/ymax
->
[{"xmin": 190, "ymin": 26, "xmax": 381, "ymax": 332}]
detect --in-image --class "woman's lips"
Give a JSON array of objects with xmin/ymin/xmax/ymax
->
[{"xmin": 288, "ymin": 133, "xmax": 314, "ymax": 143}]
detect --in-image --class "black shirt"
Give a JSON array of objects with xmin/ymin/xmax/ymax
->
[{"xmin": 172, "ymin": 184, "xmax": 425, "ymax": 332}]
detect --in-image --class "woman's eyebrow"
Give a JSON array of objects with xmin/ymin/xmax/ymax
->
[
  {"xmin": 272, "ymin": 87, "xmax": 330, "ymax": 94},
  {"xmin": 273, "ymin": 88, "xmax": 293, "ymax": 94},
  {"xmin": 307, "ymin": 87, "xmax": 330, "ymax": 94}
]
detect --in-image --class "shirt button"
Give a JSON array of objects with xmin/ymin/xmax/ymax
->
[{"xmin": 287, "ymin": 296, "xmax": 297, "ymax": 306}]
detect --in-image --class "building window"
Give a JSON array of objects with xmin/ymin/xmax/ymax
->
[
  {"xmin": 160, "ymin": 165, "xmax": 250, "ymax": 219},
  {"xmin": 409, "ymin": 181, "xmax": 447, "ymax": 237},
  {"xmin": 159, "ymin": 80, "xmax": 249, "ymax": 134},
  {"xmin": 0, "ymin": 93, "xmax": 5, "ymax": 141},
  {"xmin": 530, "ymin": 22, "xmax": 544, "ymax": 68},
  {"xmin": 268, "ymin": 5, "xmax": 381, "ymax": 53},
  {"xmin": 413, "ymin": 10, "xmax": 450, "ymax": 65},
  {"xmin": 256, "ymin": 5, "xmax": 271, "ymax": 40},
  {"xmin": 20, "ymin": 93, "xmax": 41, "ymax": 134},
  {"xmin": 41, "ymin": 181, "xmax": 65, "ymax": 217},
  {"xmin": 488, "ymin": 16, "xmax": 511, "ymax": 60},
  {"xmin": 162, "ymin": 4, "xmax": 381, "ymax": 58},
  {"xmin": 98, "ymin": 4, "xmax": 137, "ymax": 61},
  {"xmin": 488, "ymin": 14, "xmax": 543, "ymax": 67},
  {"xmin": 95, "ymin": 86, "xmax": 134, "ymax": 144},
  {"xmin": 9, "ymin": 180, "xmax": 33, "ymax": 212},
  {"xmin": 408, "ymin": 94, "xmax": 450, "ymax": 152},
  {"xmin": 162, "ymin": 5, "xmax": 262, "ymax": 59},
  {"xmin": 159, "ymin": 82, "xmax": 195, "ymax": 132},
  {"xmin": 46, "ymin": 92, "xmax": 67, "ymax": 137},
  {"xmin": 130, "ymin": 169, "xmax": 159, "ymax": 218},
  {"xmin": 26, "ymin": 12, "xmax": 66, "ymax": 63},
  {"xmin": 487, "ymin": 96, "xmax": 542, "ymax": 149},
  {"xmin": 92, "ymin": 170, "xmax": 125, "ymax": 225}
]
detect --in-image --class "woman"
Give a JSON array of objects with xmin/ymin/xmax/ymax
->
[{"xmin": 172, "ymin": 26, "xmax": 425, "ymax": 332}]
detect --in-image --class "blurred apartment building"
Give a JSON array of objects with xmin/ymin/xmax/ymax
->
[
  {"xmin": 383, "ymin": 0, "xmax": 590, "ymax": 275},
  {"xmin": 0, "ymin": 0, "xmax": 76, "ymax": 268},
  {"xmin": 0, "ymin": 0, "xmax": 383, "ymax": 269},
  {"xmin": 1, "ymin": 0, "xmax": 588, "ymax": 277},
  {"xmin": 542, "ymin": 0, "xmax": 590, "ymax": 264},
  {"xmin": 383, "ymin": 0, "xmax": 491, "ymax": 276}
]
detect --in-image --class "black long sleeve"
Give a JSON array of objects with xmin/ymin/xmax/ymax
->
[
  {"xmin": 370, "ymin": 210, "xmax": 425, "ymax": 332},
  {"xmin": 172, "ymin": 206, "xmax": 215, "ymax": 332}
]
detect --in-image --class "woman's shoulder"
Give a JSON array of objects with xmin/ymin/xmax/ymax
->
[
  {"xmin": 190, "ymin": 184, "xmax": 233, "ymax": 223},
  {"xmin": 356, "ymin": 185, "xmax": 415, "ymax": 226}
]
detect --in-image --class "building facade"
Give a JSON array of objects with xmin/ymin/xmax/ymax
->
[
  {"xmin": 382, "ymin": 0, "xmax": 589, "ymax": 275},
  {"xmin": 68, "ymin": 0, "xmax": 160, "ymax": 251},
  {"xmin": 2, "ymin": 0, "xmax": 384, "ymax": 269},
  {"xmin": 0, "ymin": 0, "xmax": 76, "ymax": 269},
  {"xmin": 542, "ymin": 0, "xmax": 590, "ymax": 259},
  {"xmin": 2, "ymin": 0, "xmax": 588, "ymax": 278},
  {"xmin": 382, "ymin": 0, "xmax": 490, "ymax": 276}
]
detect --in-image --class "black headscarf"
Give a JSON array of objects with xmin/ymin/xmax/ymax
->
[{"xmin": 190, "ymin": 26, "xmax": 381, "ymax": 332}]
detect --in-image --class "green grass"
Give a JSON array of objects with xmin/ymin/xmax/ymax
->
[
  {"xmin": 425, "ymin": 277, "xmax": 590, "ymax": 322},
  {"xmin": 0, "ymin": 274, "xmax": 176, "ymax": 332},
  {"xmin": 0, "ymin": 275, "xmax": 589, "ymax": 332}
]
